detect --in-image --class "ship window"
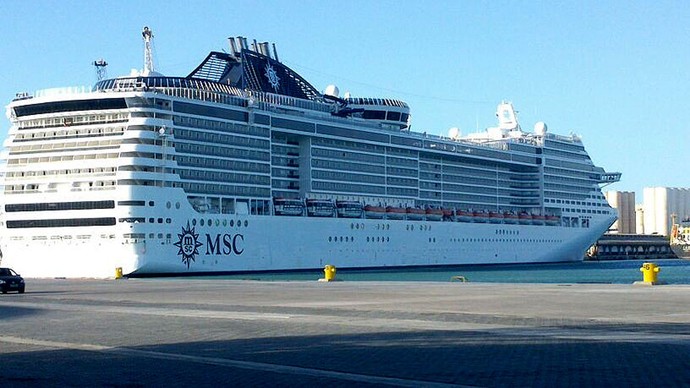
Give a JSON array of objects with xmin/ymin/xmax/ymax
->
[
  {"xmin": 8, "ymin": 217, "xmax": 117, "ymax": 228},
  {"xmin": 200, "ymin": 219, "xmax": 205, "ymax": 226},
  {"xmin": 158, "ymin": 218, "xmax": 163, "ymax": 223},
  {"xmin": 149, "ymin": 218, "xmax": 154, "ymax": 223},
  {"xmin": 386, "ymin": 111, "xmax": 401, "ymax": 121},
  {"xmin": 230, "ymin": 220, "xmax": 234, "ymax": 227},
  {"xmin": 362, "ymin": 110, "xmax": 386, "ymax": 120}
]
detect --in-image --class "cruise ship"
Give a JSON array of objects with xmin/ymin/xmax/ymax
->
[{"xmin": 0, "ymin": 28, "xmax": 621, "ymax": 278}]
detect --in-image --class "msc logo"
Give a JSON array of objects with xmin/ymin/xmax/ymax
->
[
  {"xmin": 174, "ymin": 222, "xmax": 203, "ymax": 268},
  {"xmin": 174, "ymin": 221, "xmax": 245, "ymax": 269}
]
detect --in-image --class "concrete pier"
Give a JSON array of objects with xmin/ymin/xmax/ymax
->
[{"xmin": 1, "ymin": 279, "xmax": 689, "ymax": 386}]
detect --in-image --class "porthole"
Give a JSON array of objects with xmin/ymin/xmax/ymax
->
[
  {"xmin": 149, "ymin": 201, "xmax": 154, "ymax": 206},
  {"xmin": 175, "ymin": 202, "xmax": 180, "ymax": 209},
  {"xmin": 207, "ymin": 219, "xmax": 212, "ymax": 226},
  {"xmin": 215, "ymin": 219, "xmax": 219, "ymax": 226},
  {"xmin": 200, "ymin": 219, "xmax": 205, "ymax": 226},
  {"xmin": 230, "ymin": 220, "xmax": 234, "ymax": 227},
  {"xmin": 244, "ymin": 220, "xmax": 248, "ymax": 227},
  {"xmin": 329, "ymin": 236, "xmax": 332, "ymax": 242},
  {"xmin": 166, "ymin": 201, "xmax": 171, "ymax": 209},
  {"xmin": 192, "ymin": 219, "xmax": 197, "ymax": 226}
]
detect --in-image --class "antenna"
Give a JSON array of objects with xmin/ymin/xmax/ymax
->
[
  {"xmin": 142, "ymin": 26, "xmax": 155, "ymax": 75},
  {"xmin": 93, "ymin": 59, "xmax": 108, "ymax": 81}
]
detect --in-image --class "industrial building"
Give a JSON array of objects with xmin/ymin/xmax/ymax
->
[{"xmin": 604, "ymin": 191, "xmax": 636, "ymax": 234}]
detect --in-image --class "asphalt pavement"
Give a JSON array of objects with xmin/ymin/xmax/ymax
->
[{"xmin": 1, "ymin": 278, "xmax": 689, "ymax": 387}]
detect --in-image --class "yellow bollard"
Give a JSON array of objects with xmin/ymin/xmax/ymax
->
[
  {"xmin": 638, "ymin": 262, "xmax": 660, "ymax": 285},
  {"xmin": 115, "ymin": 267, "xmax": 123, "ymax": 279},
  {"xmin": 323, "ymin": 265, "xmax": 336, "ymax": 281}
]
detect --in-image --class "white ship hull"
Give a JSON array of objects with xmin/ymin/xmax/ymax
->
[{"xmin": 0, "ymin": 188, "xmax": 614, "ymax": 278}]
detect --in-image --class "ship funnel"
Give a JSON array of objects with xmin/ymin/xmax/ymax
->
[
  {"xmin": 260, "ymin": 42, "xmax": 271, "ymax": 58},
  {"xmin": 272, "ymin": 43, "xmax": 279, "ymax": 61},
  {"xmin": 228, "ymin": 37, "xmax": 238, "ymax": 56},
  {"xmin": 237, "ymin": 36, "xmax": 248, "ymax": 50}
]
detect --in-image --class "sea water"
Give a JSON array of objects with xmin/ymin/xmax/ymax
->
[{"xmin": 210, "ymin": 259, "xmax": 690, "ymax": 284}]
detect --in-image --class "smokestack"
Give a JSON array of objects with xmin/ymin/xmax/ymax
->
[
  {"xmin": 272, "ymin": 43, "xmax": 279, "ymax": 61},
  {"xmin": 260, "ymin": 42, "xmax": 270, "ymax": 58},
  {"xmin": 228, "ymin": 37, "xmax": 237, "ymax": 56},
  {"xmin": 237, "ymin": 37, "xmax": 248, "ymax": 50}
]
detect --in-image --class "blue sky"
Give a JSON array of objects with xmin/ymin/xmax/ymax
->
[{"xmin": 0, "ymin": 0, "xmax": 687, "ymax": 200}]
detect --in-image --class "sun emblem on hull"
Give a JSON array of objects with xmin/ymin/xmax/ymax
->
[
  {"xmin": 174, "ymin": 221, "xmax": 203, "ymax": 268},
  {"xmin": 264, "ymin": 63, "xmax": 280, "ymax": 92}
]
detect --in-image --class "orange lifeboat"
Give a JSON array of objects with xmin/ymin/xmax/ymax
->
[
  {"xmin": 503, "ymin": 211, "xmax": 519, "ymax": 224},
  {"xmin": 532, "ymin": 214, "xmax": 545, "ymax": 225},
  {"xmin": 456, "ymin": 210, "xmax": 472, "ymax": 222},
  {"xmin": 518, "ymin": 211, "xmax": 532, "ymax": 225},
  {"xmin": 472, "ymin": 210, "xmax": 489, "ymax": 223},
  {"xmin": 406, "ymin": 207, "xmax": 425, "ymax": 220},
  {"xmin": 426, "ymin": 208, "xmax": 444, "ymax": 221},
  {"xmin": 385, "ymin": 206, "xmax": 406, "ymax": 220},
  {"xmin": 545, "ymin": 215, "xmax": 560, "ymax": 226},
  {"xmin": 364, "ymin": 205, "xmax": 386, "ymax": 219},
  {"xmin": 488, "ymin": 211, "xmax": 504, "ymax": 224}
]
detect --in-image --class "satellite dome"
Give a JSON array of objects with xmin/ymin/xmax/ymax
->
[
  {"xmin": 534, "ymin": 122, "xmax": 547, "ymax": 135},
  {"xmin": 323, "ymin": 84, "xmax": 339, "ymax": 98},
  {"xmin": 448, "ymin": 127, "xmax": 461, "ymax": 139}
]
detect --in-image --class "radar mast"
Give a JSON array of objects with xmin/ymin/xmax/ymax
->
[
  {"xmin": 142, "ymin": 26, "xmax": 155, "ymax": 75},
  {"xmin": 93, "ymin": 59, "xmax": 108, "ymax": 81}
]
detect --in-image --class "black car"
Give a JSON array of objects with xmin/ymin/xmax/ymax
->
[{"xmin": 0, "ymin": 267, "xmax": 25, "ymax": 294}]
